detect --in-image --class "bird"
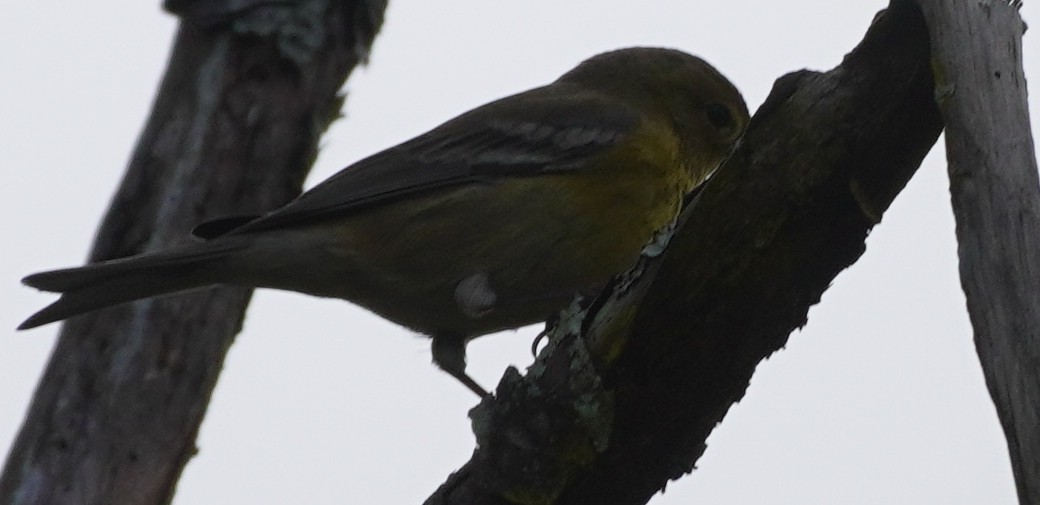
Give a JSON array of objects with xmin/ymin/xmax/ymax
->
[{"xmin": 19, "ymin": 47, "xmax": 749, "ymax": 396}]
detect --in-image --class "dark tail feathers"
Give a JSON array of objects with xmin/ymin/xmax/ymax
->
[{"xmin": 19, "ymin": 242, "xmax": 243, "ymax": 330}]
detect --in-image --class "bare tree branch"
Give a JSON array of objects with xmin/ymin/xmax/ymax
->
[
  {"xmin": 428, "ymin": 2, "xmax": 945, "ymax": 503},
  {"xmin": 914, "ymin": 1, "xmax": 1040, "ymax": 503},
  {"xmin": 0, "ymin": 2, "xmax": 385, "ymax": 504}
]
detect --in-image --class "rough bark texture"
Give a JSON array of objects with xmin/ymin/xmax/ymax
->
[
  {"xmin": 0, "ymin": 1, "xmax": 384, "ymax": 504},
  {"xmin": 915, "ymin": 1, "xmax": 1040, "ymax": 503},
  {"xmin": 427, "ymin": 2, "xmax": 945, "ymax": 504}
]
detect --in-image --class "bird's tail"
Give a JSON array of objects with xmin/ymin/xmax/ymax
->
[{"xmin": 18, "ymin": 241, "xmax": 245, "ymax": 330}]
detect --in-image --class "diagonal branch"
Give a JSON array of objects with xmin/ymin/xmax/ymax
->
[
  {"xmin": 0, "ymin": 2, "xmax": 384, "ymax": 504},
  {"xmin": 427, "ymin": 1, "xmax": 944, "ymax": 504},
  {"xmin": 914, "ymin": 1, "xmax": 1040, "ymax": 503}
]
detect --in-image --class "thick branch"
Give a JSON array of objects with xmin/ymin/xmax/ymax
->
[
  {"xmin": 914, "ymin": 1, "xmax": 1040, "ymax": 503},
  {"xmin": 428, "ymin": 2, "xmax": 943, "ymax": 504},
  {"xmin": 0, "ymin": 2, "xmax": 384, "ymax": 504}
]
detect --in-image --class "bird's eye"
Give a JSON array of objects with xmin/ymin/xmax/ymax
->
[{"xmin": 705, "ymin": 103, "xmax": 733, "ymax": 129}]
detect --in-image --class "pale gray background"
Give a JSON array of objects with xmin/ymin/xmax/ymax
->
[{"xmin": 3, "ymin": 1, "xmax": 1035, "ymax": 503}]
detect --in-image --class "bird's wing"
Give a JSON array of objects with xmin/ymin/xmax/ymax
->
[{"xmin": 202, "ymin": 85, "xmax": 641, "ymax": 237}]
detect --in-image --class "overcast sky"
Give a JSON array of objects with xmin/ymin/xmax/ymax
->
[{"xmin": 3, "ymin": 1, "xmax": 1036, "ymax": 503}]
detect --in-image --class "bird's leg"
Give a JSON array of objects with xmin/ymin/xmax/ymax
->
[{"xmin": 431, "ymin": 334, "xmax": 489, "ymax": 397}]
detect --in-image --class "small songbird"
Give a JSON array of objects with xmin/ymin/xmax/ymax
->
[{"xmin": 19, "ymin": 47, "xmax": 748, "ymax": 396}]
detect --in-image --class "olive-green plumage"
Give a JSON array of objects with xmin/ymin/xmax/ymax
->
[{"xmin": 20, "ymin": 47, "xmax": 748, "ymax": 395}]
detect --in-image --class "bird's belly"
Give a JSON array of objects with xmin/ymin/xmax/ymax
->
[{"xmin": 267, "ymin": 175, "xmax": 680, "ymax": 340}]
